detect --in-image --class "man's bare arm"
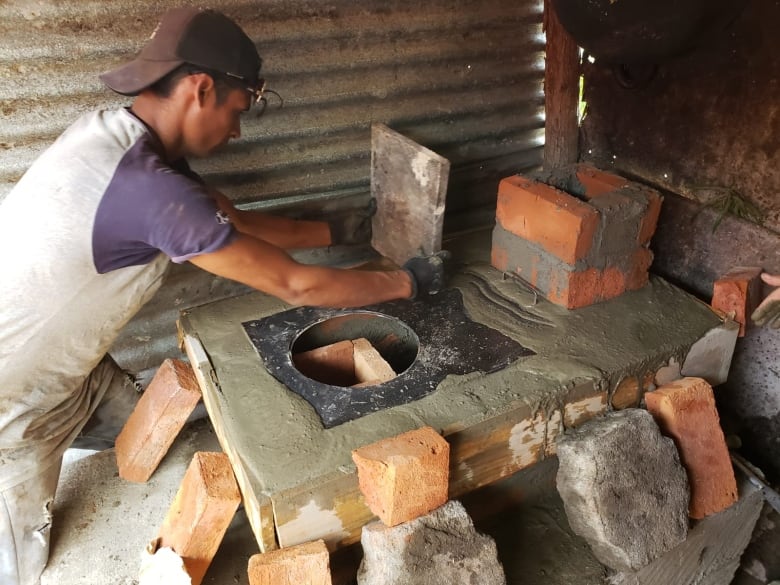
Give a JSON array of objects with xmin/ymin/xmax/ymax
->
[
  {"xmin": 211, "ymin": 190, "xmax": 332, "ymax": 249},
  {"xmin": 189, "ymin": 233, "xmax": 413, "ymax": 308}
]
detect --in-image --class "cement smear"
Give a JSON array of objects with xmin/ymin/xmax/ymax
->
[{"xmin": 182, "ymin": 231, "xmax": 719, "ymax": 496}]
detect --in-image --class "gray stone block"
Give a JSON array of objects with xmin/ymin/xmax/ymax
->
[
  {"xmin": 357, "ymin": 500, "xmax": 506, "ymax": 585},
  {"xmin": 609, "ymin": 478, "xmax": 764, "ymax": 585},
  {"xmin": 556, "ymin": 409, "xmax": 689, "ymax": 572}
]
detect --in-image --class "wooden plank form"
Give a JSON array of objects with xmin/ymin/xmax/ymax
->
[
  {"xmin": 179, "ymin": 320, "xmax": 279, "ymax": 552},
  {"xmin": 370, "ymin": 123, "xmax": 450, "ymax": 266}
]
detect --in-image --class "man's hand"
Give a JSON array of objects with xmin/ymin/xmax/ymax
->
[
  {"xmin": 403, "ymin": 251, "xmax": 451, "ymax": 299},
  {"xmin": 328, "ymin": 199, "xmax": 377, "ymax": 246},
  {"xmin": 751, "ymin": 273, "xmax": 780, "ymax": 327}
]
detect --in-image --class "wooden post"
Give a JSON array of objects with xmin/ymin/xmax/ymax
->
[{"xmin": 543, "ymin": 0, "xmax": 580, "ymax": 169}]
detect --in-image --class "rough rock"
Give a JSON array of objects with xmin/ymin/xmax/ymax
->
[
  {"xmin": 556, "ymin": 409, "xmax": 689, "ymax": 572},
  {"xmin": 609, "ymin": 478, "xmax": 763, "ymax": 585},
  {"xmin": 357, "ymin": 499, "xmax": 506, "ymax": 585}
]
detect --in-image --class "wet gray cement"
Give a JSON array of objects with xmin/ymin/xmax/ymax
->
[{"xmin": 181, "ymin": 229, "xmax": 720, "ymax": 502}]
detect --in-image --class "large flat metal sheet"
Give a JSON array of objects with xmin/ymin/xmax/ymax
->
[
  {"xmin": 243, "ymin": 289, "xmax": 534, "ymax": 428},
  {"xmin": 370, "ymin": 123, "xmax": 450, "ymax": 265}
]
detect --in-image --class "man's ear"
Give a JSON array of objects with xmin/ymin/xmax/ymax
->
[{"xmin": 189, "ymin": 73, "xmax": 215, "ymax": 107}]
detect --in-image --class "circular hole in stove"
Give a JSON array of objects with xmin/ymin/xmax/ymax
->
[{"xmin": 291, "ymin": 312, "xmax": 419, "ymax": 387}]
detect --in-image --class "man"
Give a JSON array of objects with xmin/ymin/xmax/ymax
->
[{"xmin": 0, "ymin": 7, "xmax": 446, "ymax": 584}]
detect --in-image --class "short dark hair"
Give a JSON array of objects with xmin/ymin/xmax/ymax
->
[{"xmin": 149, "ymin": 63, "xmax": 247, "ymax": 105}]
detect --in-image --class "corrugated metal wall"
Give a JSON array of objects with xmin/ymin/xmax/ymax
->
[{"xmin": 0, "ymin": 0, "xmax": 545, "ymax": 382}]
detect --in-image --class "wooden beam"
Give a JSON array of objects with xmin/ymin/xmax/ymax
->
[
  {"xmin": 543, "ymin": 0, "xmax": 580, "ymax": 169},
  {"xmin": 178, "ymin": 317, "xmax": 279, "ymax": 553}
]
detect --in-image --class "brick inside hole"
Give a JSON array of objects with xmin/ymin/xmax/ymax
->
[{"xmin": 293, "ymin": 337, "xmax": 397, "ymax": 387}]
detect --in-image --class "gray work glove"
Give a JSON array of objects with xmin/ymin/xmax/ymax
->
[
  {"xmin": 403, "ymin": 251, "xmax": 451, "ymax": 299},
  {"xmin": 751, "ymin": 273, "xmax": 780, "ymax": 328},
  {"xmin": 751, "ymin": 301, "xmax": 780, "ymax": 328},
  {"xmin": 328, "ymin": 199, "xmax": 377, "ymax": 246}
]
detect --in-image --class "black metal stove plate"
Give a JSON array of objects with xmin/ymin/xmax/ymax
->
[{"xmin": 242, "ymin": 288, "xmax": 534, "ymax": 428}]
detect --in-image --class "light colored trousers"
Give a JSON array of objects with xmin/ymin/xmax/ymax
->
[{"xmin": 0, "ymin": 355, "xmax": 140, "ymax": 585}]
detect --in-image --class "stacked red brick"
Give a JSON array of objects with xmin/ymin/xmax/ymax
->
[{"xmin": 491, "ymin": 164, "xmax": 662, "ymax": 309}]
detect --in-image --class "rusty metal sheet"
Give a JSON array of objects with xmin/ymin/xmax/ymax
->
[{"xmin": 370, "ymin": 123, "xmax": 450, "ymax": 265}]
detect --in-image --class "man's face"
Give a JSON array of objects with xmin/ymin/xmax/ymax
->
[{"xmin": 185, "ymin": 86, "xmax": 252, "ymax": 158}]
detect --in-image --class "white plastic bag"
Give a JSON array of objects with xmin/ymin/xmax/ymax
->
[{"xmin": 139, "ymin": 538, "xmax": 191, "ymax": 585}]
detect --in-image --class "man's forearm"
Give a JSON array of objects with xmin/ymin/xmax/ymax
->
[
  {"xmin": 189, "ymin": 234, "xmax": 413, "ymax": 308},
  {"xmin": 233, "ymin": 211, "xmax": 332, "ymax": 249},
  {"xmin": 283, "ymin": 266, "xmax": 414, "ymax": 308},
  {"xmin": 211, "ymin": 189, "xmax": 332, "ymax": 249}
]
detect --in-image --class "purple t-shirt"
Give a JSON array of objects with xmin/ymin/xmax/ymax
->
[{"xmin": 92, "ymin": 115, "xmax": 236, "ymax": 273}]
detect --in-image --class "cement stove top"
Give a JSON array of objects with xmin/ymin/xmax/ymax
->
[{"xmin": 178, "ymin": 231, "xmax": 728, "ymax": 553}]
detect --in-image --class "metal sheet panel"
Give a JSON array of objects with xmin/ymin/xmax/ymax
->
[{"xmin": 0, "ymin": 0, "xmax": 544, "ymax": 378}]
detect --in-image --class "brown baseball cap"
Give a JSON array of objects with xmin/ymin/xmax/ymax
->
[{"xmin": 100, "ymin": 7, "xmax": 262, "ymax": 96}]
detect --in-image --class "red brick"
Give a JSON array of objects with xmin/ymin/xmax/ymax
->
[
  {"xmin": 293, "ymin": 338, "xmax": 396, "ymax": 387},
  {"xmin": 546, "ymin": 250, "xmax": 650, "ymax": 309},
  {"xmin": 293, "ymin": 340, "xmax": 355, "ymax": 386},
  {"xmin": 492, "ymin": 169, "xmax": 655, "ymax": 309},
  {"xmin": 711, "ymin": 266, "xmax": 763, "ymax": 337},
  {"xmin": 352, "ymin": 338, "xmax": 395, "ymax": 385},
  {"xmin": 547, "ymin": 265, "xmax": 601, "ymax": 308},
  {"xmin": 248, "ymin": 540, "xmax": 332, "ymax": 585},
  {"xmin": 115, "ymin": 358, "xmax": 201, "ymax": 483},
  {"xmin": 496, "ymin": 175, "xmax": 599, "ymax": 265},
  {"xmin": 493, "ymin": 225, "xmax": 651, "ymax": 309},
  {"xmin": 575, "ymin": 165, "xmax": 662, "ymax": 246},
  {"xmin": 575, "ymin": 164, "xmax": 629, "ymax": 196},
  {"xmin": 645, "ymin": 377, "xmax": 738, "ymax": 519},
  {"xmin": 158, "ymin": 452, "xmax": 242, "ymax": 585},
  {"xmin": 352, "ymin": 426, "xmax": 449, "ymax": 526},
  {"xmin": 624, "ymin": 247, "xmax": 653, "ymax": 290}
]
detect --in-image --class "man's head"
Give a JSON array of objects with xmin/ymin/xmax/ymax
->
[
  {"xmin": 101, "ymin": 8, "xmax": 264, "ymax": 158},
  {"xmin": 100, "ymin": 7, "xmax": 262, "ymax": 99}
]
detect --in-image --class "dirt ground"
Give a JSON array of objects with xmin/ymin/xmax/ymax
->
[{"xmin": 45, "ymin": 419, "xmax": 779, "ymax": 585}]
